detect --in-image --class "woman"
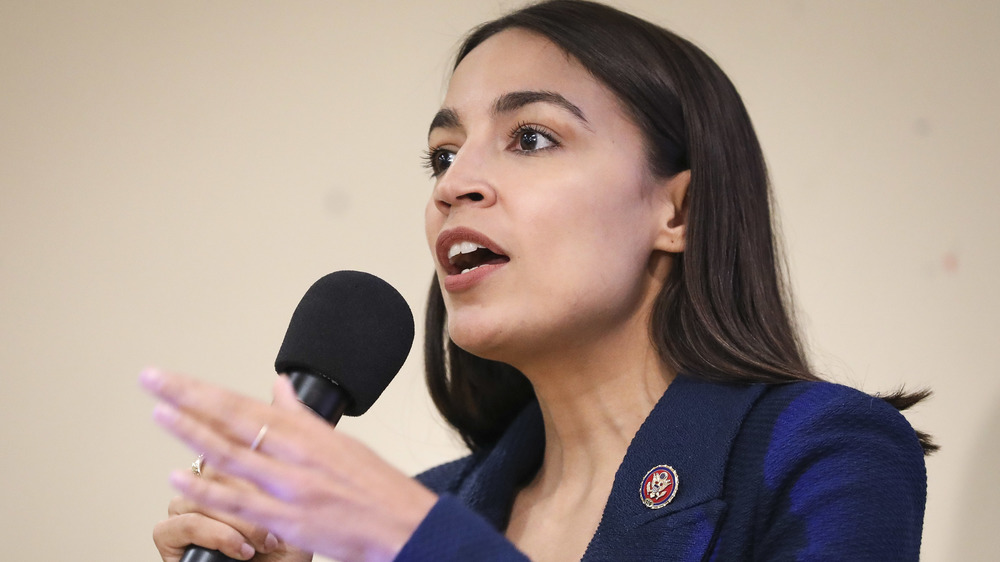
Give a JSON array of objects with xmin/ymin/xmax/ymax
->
[{"xmin": 145, "ymin": 1, "xmax": 933, "ymax": 560}]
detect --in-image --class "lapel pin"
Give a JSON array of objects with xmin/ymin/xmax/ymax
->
[{"xmin": 641, "ymin": 464, "xmax": 678, "ymax": 509}]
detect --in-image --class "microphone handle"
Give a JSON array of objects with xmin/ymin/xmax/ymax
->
[
  {"xmin": 286, "ymin": 370, "xmax": 351, "ymax": 423},
  {"xmin": 179, "ymin": 372, "xmax": 350, "ymax": 562},
  {"xmin": 179, "ymin": 547, "xmax": 238, "ymax": 562}
]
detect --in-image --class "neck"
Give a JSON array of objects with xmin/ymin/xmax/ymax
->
[
  {"xmin": 514, "ymin": 319, "xmax": 675, "ymax": 497},
  {"xmin": 501, "ymin": 255, "xmax": 678, "ymax": 498}
]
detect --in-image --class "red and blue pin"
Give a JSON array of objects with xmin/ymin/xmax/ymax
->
[{"xmin": 640, "ymin": 464, "xmax": 679, "ymax": 509}]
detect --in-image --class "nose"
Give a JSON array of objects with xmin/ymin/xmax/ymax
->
[{"xmin": 430, "ymin": 148, "xmax": 497, "ymax": 215}]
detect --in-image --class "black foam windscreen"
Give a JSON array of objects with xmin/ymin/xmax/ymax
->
[{"xmin": 274, "ymin": 271, "xmax": 414, "ymax": 416}]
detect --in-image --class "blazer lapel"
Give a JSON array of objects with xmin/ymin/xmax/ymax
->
[
  {"xmin": 454, "ymin": 401, "xmax": 546, "ymax": 530},
  {"xmin": 584, "ymin": 375, "xmax": 767, "ymax": 561},
  {"xmin": 446, "ymin": 374, "xmax": 767, "ymax": 561}
]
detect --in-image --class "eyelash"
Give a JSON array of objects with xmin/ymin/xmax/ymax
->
[
  {"xmin": 421, "ymin": 148, "xmax": 452, "ymax": 179},
  {"xmin": 422, "ymin": 122, "xmax": 561, "ymax": 179},
  {"xmin": 507, "ymin": 121, "xmax": 560, "ymax": 153}
]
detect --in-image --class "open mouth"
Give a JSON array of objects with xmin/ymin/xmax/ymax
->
[{"xmin": 446, "ymin": 241, "xmax": 510, "ymax": 275}]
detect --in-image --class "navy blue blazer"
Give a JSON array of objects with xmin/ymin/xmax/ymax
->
[{"xmin": 397, "ymin": 375, "xmax": 926, "ymax": 561}]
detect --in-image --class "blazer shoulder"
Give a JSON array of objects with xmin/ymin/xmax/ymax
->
[
  {"xmin": 718, "ymin": 380, "xmax": 927, "ymax": 560},
  {"xmin": 757, "ymin": 380, "xmax": 922, "ymax": 445}
]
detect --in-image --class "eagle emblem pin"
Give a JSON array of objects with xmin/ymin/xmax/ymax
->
[{"xmin": 641, "ymin": 464, "xmax": 678, "ymax": 509}]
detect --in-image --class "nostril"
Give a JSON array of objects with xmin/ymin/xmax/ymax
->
[{"xmin": 461, "ymin": 192, "xmax": 485, "ymax": 202}]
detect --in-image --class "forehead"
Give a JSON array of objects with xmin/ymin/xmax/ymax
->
[{"xmin": 444, "ymin": 28, "xmax": 619, "ymax": 118}]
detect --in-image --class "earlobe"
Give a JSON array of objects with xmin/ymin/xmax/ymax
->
[{"xmin": 655, "ymin": 170, "xmax": 690, "ymax": 253}]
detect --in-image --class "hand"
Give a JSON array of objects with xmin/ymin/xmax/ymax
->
[
  {"xmin": 141, "ymin": 369, "xmax": 438, "ymax": 562},
  {"xmin": 152, "ymin": 466, "xmax": 312, "ymax": 562}
]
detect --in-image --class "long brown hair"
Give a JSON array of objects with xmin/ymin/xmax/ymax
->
[{"xmin": 424, "ymin": 0, "xmax": 936, "ymax": 454}]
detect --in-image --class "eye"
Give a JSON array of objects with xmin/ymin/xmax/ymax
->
[
  {"xmin": 509, "ymin": 123, "xmax": 559, "ymax": 153},
  {"xmin": 422, "ymin": 148, "xmax": 455, "ymax": 178}
]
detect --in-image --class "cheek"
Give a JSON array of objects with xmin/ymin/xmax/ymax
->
[
  {"xmin": 424, "ymin": 199, "xmax": 441, "ymax": 255},
  {"xmin": 527, "ymin": 173, "xmax": 657, "ymax": 271}
]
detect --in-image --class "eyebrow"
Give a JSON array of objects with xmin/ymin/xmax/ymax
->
[
  {"xmin": 493, "ymin": 90, "xmax": 588, "ymax": 124},
  {"xmin": 428, "ymin": 108, "xmax": 461, "ymax": 137},
  {"xmin": 427, "ymin": 90, "xmax": 590, "ymax": 138}
]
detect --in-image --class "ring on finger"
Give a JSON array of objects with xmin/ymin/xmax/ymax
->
[
  {"xmin": 191, "ymin": 454, "xmax": 205, "ymax": 477},
  {"xmin": 250, "ymin": 424, "xmax": 269, "ymax": 452}
]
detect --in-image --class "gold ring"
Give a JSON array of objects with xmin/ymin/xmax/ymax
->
[
  {"xmin": 250, "ymin": 425, "xmax": 269, "ymax": 452},
  {"xmin": 191, "ymin": 454, "xmax": 205, "ymax": 477}
]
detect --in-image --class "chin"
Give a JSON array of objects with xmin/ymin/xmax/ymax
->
[{"xmin": 446, "ymin": 315, "xmax": 514, "ymax": 362}]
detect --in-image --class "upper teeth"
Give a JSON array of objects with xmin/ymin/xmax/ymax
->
[{"xmin": 448, "ymin": 241, "xmax": 485, "ymax": 263}]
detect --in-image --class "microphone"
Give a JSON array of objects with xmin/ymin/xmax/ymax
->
[{"xmin": 181, "ymin": 270, "xmax": 415, "ymax": 562}]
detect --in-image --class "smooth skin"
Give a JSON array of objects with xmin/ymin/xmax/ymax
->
[
  {"xmin": 425, "ymin": 29, "xmax": 688, "ymax": 561},
  {"xmin": 154, "ymin": 476, "xmax": 301, "ymax": 562},
  {"xmin": 144, "ymin": 372, "xmax": 437, "ymax": 562},
  {"xmin": 148, "ymin": 27, "xmax": 688, "ymax": 562}
]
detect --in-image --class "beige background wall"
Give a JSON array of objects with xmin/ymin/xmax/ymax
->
[{"xmin": 1, "ymin": 1, "xmax": 997, "ymax": 560}]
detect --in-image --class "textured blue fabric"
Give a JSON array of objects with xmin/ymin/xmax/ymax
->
[{"xmin": 398, "ymin": 375, "xmax": 927, "ymax": 561}]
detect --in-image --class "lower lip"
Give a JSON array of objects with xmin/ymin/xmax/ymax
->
[{"xmin": 443, "ymin": 262, "xmax": 506, "ymax": 292}]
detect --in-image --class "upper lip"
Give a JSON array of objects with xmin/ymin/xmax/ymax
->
[{"xmin": 435, "ymin": 227, "xmax": 509, "ymax": 275}]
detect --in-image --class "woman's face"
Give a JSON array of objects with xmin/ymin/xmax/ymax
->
[{"xmin": 424, "ymin": 29, "xmax": 683, "ymax": 367}]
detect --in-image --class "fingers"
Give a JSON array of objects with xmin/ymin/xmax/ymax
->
[
  {"xmin": 272, "ymin": 375, "xmax": 302, "ymax": 411},
  {"xmin": 153, "ymin": 511, "xmax": 257, "ymax": 562},
  {"xmin": 167, "ymin": 494, "xmax": 278, "ymax": 553},
  {"xmin": 145, "ymin": 368, "xmax": 414, "ymax": 558},
  {"xmin": 143, "ymin": 370, "xmax": 323, "ymax": 467},
  {"xmin": 146, "ymin": 373, "xmax": 342, "ymax": 484},
  {"xmin": 142, "ymin": 366, "xmax": 346, "ymax": 514},
  {"xmin": 152, "ymin": 400, "xmax": 327, "ymax": 530},
  {"xmin": 169, "ymin": 469, "xmax": 301, "ymax": 538},
  {"xmin": 141, "ymin": 368, "xmax": 270, "ymax": 446},
  {"xmin": 152, "ymin": 398, "xmax": 324, "ymax": 501}
]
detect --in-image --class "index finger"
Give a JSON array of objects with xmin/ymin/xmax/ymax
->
[{"xmin": 140, "ymin": 368, "xmax": 270, "ymax": 447}]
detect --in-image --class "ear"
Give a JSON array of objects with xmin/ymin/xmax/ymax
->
[{"xmin": 653, "ymin": 170, "xmax": 690, "ymax": 253}]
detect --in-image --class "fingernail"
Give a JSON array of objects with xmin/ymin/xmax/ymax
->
[
  {"xmin": 240, "ymin": 543, "xmax": 255, "ymax": 560},
  {"xmin": 168, "ymin": 469, "xmax": 191, "ymax": 491},
  {"xmin": 139, "ymin": 367, "xmax": 163, "ymax": 389},
  {"xmin": 152, "ymin": 403, "xmax": 178, "ymax": 425},
  {"xmin": 264, "ymin": 532, "xmax": 278, "ymax": 551}
]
